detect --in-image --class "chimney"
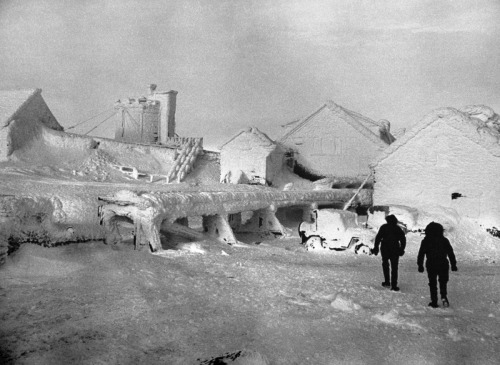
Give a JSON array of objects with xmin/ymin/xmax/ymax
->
[
  {"xmin": 148, "ymin": 86, "xmax": 178, "ymax": 143},
  {"xmin": 148, "ymin": 84, "xmax": 157, "ymax": 96},
  {"xmin": 164, "ymin": 90, "xmax": 178, "ymax": 139}
]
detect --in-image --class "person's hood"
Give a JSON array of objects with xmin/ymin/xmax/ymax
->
[
  {"xmin": 425, "ymin": 221, "xmax": 444, "ymax": 237},
  {"xmin": 385, "ymin": 214, "xmax": 398, "ymax": 225}
]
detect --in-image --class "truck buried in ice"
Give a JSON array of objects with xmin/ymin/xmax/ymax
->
[{"xmin": 298, "ymin": 208, "xmax": 375, "ymax": 254}]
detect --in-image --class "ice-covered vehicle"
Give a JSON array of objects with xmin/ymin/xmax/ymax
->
[
  {"xmin": 367, "ymin": 205, "xmax": 419, "ymax": 233},
  {"xmin": 298, "ymin": 209, "xmax": 375, "ymax": 254}
]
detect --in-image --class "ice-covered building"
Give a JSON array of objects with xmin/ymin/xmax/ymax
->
[
  {"xmin": 371, "ymin": 105, "xmax": 500, "ymax": 229},
  {"xmin": 0, "ymin": 89, "xmax": 63, "ymax": 161},
  {"xmin": 278, "ymin": 101, "xmax": 394, "ymax": 181},
  {"xmin": 220, "ymin": 127, "xmax": 284, "ymax": 185},
  {"xmin": 114, "ymin": 84, "xmax": 178, "ymax": 145}
]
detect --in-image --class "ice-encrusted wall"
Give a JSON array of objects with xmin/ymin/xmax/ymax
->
[
  {"xmin": 9, "ymin": 121, "xmax": 178, "ymax": 173},
  {"xmin": 284, "ymin": 107, "xmax": 383, "ymax": 178},
  {"xmin": 373, "ymin": 119, "xmax": 500, "ymax": 228}
]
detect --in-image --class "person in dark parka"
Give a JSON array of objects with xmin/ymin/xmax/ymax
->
[
  {"xmin": 417, "ymin": 221, "xmax": 457, "ymax": 308},
  {"xmin": 372, "ymin": 215, "xmax": 406, "ymax": 291}
]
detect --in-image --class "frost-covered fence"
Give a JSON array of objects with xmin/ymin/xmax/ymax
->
[{"xmin": 98, "ymin": 188, "xmax": 372, "ymax": 252}]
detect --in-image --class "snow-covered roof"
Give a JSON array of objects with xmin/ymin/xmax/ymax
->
[
  {"xmin": 371, "ymin": 106, "xmax": 500, "ymax": 168},
  {"xmin": 0, "ymin": 88, "xmax": 42, "ymax": 127},
  {"xmin": 219, "ymin": 126, "xmax": 276, "ymax": 150},
  {"xmin": 279, "ymin": 101, "xmax": 391, "ymax": 149}
]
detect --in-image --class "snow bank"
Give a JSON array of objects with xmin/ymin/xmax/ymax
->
[{"xmin": 393, "ymin": 205, "xmax": 500, "ymax": 261}]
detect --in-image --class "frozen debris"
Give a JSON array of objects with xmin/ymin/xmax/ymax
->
[
  {"xmin": 330, "ymin": 293, "xmax": 361, "ymax": 312},
  {"xmin": 448, "ymin": 328, "xmax": 462, "ymax": 342},
  {"xmin": 373, "ymin": 309, "xmax": 426, "ymax": 332},
  {"xmin": 78, "ymin": 150, "xmax": 116, "ymax": 181},
  {"xmin": 178, "ymin": 243, "xmax": 206, "ymax": 254}
]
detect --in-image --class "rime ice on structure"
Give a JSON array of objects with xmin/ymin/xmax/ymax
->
[
  {"xmin": 113, "ymin": 85, "xmax": 203, "ymax": 182},
  {"xmin": 371, "ymin": 105, "xmax": 500, "ymax": 229},
  {"xmin": 278, "ymin": 100, "xmax": 395, "ymax": 182},
  {"xmin": 0, "ymin": 89, "xmax": 63, "ymax": 161},
  {"xmin": 219, "ymin": 127, "xmax": 284, "ymax": 186},
  {"xmin": 114, "ymin": 84, "xmax": 178, "ymax": 145}
]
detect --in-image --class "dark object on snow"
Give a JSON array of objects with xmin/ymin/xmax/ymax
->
[
  {"xmin": 486, "ymin": 226, "xmax": 500, "ymax": 238},
  {"xmin": 417, "ymin": 221, "xmax": 458, "ymax": 308},
  {"xmin": 373, "ymin": 215, "xmax": 406, "ymax": 291},
  {"xmin": 197, "ymin": 349, "xmax": 269, "ymax": 365}
]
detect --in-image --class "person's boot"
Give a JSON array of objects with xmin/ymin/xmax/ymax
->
[
  {"xmin": 382, "ymin": 282, "xmax": 391, "ymax": 287},
  {"xmin": 442, "ymin": 297, "xmax": 449, "ymax": 308},
  {"xmin": 428, "ymin": 301, "xmax": 439, "ymax": 308},
  {"xmin": 391, "ymin": 286, "xmax": 400, "ymax": 292}
]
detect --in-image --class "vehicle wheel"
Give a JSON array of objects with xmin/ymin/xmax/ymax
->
[
  {"xmin": 354, "ymin": 243, "xmax": 371, "ymax": 255},
  {"xmin": 305, "ymin": 236, "xmax": 322, "ymax": 251},
  {"xmin": 299, "ymin": 230, "xmax": 307, "ymax": 244}
]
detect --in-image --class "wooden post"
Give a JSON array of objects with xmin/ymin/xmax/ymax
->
[{"xmin": 343, "ymin": 174, "xmax": 371, "ymax": 210}]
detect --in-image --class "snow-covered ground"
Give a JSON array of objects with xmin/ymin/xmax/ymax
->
[
  {"xmin": 1, "ymin": 133, "xmax": 500, "ymax": 364},
  {"xmin": 1, "ymin": 219, "xmax": 499, "ymax": 364}
]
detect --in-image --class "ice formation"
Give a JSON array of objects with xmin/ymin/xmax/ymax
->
[{"xmin": 98, "ymin": 188, "xmax": 372, "ymax": 252}]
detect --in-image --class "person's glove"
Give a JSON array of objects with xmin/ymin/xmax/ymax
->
[
  {"xmin": 418, "ymin": 266, "xmax": 424, "ymax": 273},
  {"xmin": 451, "ymin": 265, "xmax": 458, "ymax": 272},
  {"xmin": 399, "ymin": 250, "xmax": 405, "ymax": 257},
  {"xmin": 371, "ymin": 247, "xmax": 379, "ymax": 256}
]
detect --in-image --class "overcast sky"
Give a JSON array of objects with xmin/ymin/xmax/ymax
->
[{"xmin": 1, "ymin": 0, "xmax": 499, "ymax": 150}]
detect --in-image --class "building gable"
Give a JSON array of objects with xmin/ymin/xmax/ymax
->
[
  {"xmin": 372, "ymin": 107, "xmax": 500, "ymax": 169},
  {"xmin": 279, "ymin": 101, "xmax": 389, "ymax": 150},
  {"xmin": 0, "ymin": 88, "xmax": 62, "ymax": 131},
  {"xmin": 220, "ymin": 127, "xmax": 276, "ymax": 153},
  {"xmin": 0, "ymin": 89, "xmax": 41, "ymax": 126}
]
